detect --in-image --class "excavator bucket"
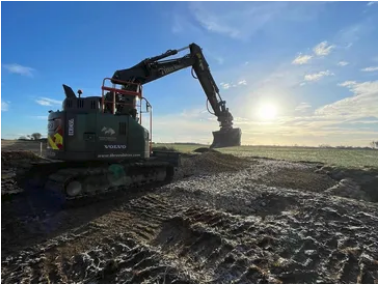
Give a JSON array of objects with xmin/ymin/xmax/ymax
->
[{"xmin": 210, "ymin": 127, "xmax": 242, "ymax": 148}]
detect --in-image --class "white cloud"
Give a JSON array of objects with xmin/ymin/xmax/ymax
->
[
  {"xmin": 292, "ymin": 54, "xmax": 313, "ymax": 65},
  {"xmin": 313, "ymin": 41, "xmax": 335, "ymax": 56},
  {"xmin": 337, "ymin": 61, "xmax": 349, "ymax": 66},
  {"xmin": 184, "ymin": 2, "xmax": 327, "ymax": 40},
  {"xmin": 361, "ymin": 66, "xmax": 378, "ymax": 72},
  {"xmin": 1, "ymin": 101, "xmax": 10, "ymax": 111},
  {"xmin": 215, "ymin": 57, "xmax": 224, "ymax": 65},
  {"xmin": 335, "ymin": 19, "xmax": 375, "ymax": 49},
  {"xmin": 338, "ymin": 81, "xmax": 357, "ymax": 87},
  {"xmin": 162, "ymin": 8, "xmax": 377, "ymax": 146},
  {"xmin": 180, "ymin": 108, "xmax": 208, "ymax": 119},
  {"xmin": 293, "ymin": 20, "xmax": 373, "ymax": 69},
  {"xmin": 151, "ymin": 74, "xmax": 378, "ymax": 147},
  {"xmin": 35, "ymin": 97, "xmax": 62, "ymax": 106},
  {"xmin": 315, "ymin": 80, "xmax": 378, "ymax": 119},
  {"xmin": 171, "ymin": 14, "xmax": 184, "ymax": 34},
  {"xmin": 202, "ymin": 48, "xmax": 225, "ymax": 65},
  {"xmin": 346, "ymin": 118, "xmax": 378, "ymax": 125},
  {"xmin": 292, "ymin": 41, "xmax": 335, "ymax": 67},
  {"xmin": 170, "ymin": 12, "xmax": 202, "ymax": 35},
  {"xmin": 238, "ymin": 80, "xmax": 247, "ymax": 86},
  {"xmin": 367, "ymin": 1, "xmax": 377, "ymax": 6},
  {"xmin": 153, "ymin": 106, "xmax": 377, "ymax": 147},
  {"xmin": 220, "ymin": 80, "xmax": 247, "ymax": 90},
  {"xmin": 2, "ymin": 63, "xmax": 35, "ymax": 77},
  {"xmin": 295, "ymin": 102, "xmax": 311, "ymax": 113},
  {"xmin": 189, "ymin": 2, "xmax": 243, "ymax": 39},
  {"xmin": 220, "ymin": 82, "xmax": 231, "ymax": 90},
  {"xmin": 152, "ymin": 110, "xmax": 218, "ymax": 143},
  {"xmin": 304, "ymin": 70, "xmax": 333, "ymax": 82}
]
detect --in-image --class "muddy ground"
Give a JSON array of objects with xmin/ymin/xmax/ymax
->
[{"xmin": 1, "ymin": 149, "xmax": 378, "ymax": 284}]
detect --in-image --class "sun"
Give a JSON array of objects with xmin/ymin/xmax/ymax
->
[{"xmin": 257, "ymin": 103, "xmax": 278, "ymax": 120}]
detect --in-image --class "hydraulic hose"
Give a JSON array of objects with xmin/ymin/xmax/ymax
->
[{"xmin": 191, "ymin": 67, "xmax": 215, "ymax": 116}]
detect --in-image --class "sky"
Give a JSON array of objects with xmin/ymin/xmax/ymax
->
[{"xmin": 1, "ymin": 1, "xmax": 378, "ymax": 147}]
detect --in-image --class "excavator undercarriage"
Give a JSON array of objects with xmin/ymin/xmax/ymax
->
[{"xmin": 17, "ymin": 158, "xmax": 175, "ymax": 208}]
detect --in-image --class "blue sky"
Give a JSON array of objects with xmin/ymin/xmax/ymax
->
[{"xmin": 2, "ymin": 1, "xmax": 378, "ymax": 146}]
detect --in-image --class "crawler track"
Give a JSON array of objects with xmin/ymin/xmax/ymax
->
[{"xmin": 16, "ymin": 159, "xmax": 174, "ymax": 208}]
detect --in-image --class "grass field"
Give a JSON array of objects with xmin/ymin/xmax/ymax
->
[
  {"xmin": 2, "ymin": 140, "xmax": 377, "ymax": 169},
  {"xmin": 154, "ymin": 143, "xmax": 378, "ymax": 168}
]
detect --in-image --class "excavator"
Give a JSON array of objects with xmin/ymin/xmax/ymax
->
[{"xmin": 17, "ymin": 43, "xmax": 242, "ymax": 205}]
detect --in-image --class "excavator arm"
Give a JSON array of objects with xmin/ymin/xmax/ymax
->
[{"xmin": 111, "ymin": 43, "xmax": 241, "ymax": 148}]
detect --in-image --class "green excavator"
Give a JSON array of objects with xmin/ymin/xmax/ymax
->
[{"xmin": 18, "ymin": 43, "xmax": 242, "ymax": 205}]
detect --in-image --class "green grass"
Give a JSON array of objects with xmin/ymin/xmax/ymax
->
[{"xmin": 154, "ymin": 143, "xmax": 378, "ymax": 168}]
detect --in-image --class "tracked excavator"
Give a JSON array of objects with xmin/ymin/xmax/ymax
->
[{"xmin": 17, "ymin": 43, "xmax": 242, "ymax": 205}]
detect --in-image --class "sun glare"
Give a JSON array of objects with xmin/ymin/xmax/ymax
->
[{"xmin": 258, "ymin": 103, "xmax": 277, "ymax": 120}]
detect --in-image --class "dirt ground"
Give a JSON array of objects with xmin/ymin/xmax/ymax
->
[{"xmin": 1, "ymin": 148, "xmax": 378, "ymax": 284}]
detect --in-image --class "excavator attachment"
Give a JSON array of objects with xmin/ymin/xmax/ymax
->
[{"xmin": 210, "ymin": 127, "xmax": 242, "ymax": 148}]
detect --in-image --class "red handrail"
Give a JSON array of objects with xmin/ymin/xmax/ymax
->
[{"xmin": 101, "ymin": 78, "xmax": 142, "ymax": 114}]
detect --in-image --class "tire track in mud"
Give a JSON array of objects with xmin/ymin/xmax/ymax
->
[
  {"xmin": 151, "ymin": 202, "xmax": 378, "ymax": 284},
  {"xmin": 2, "ymin": 193, "xmax": 197, "ymax": 284},
  {"xmin": 2, "ymin": 151, "xmax": 378, "ymax": 283},
  {"xmin": 1, "ymin": 180, "xmax": 176, "ymax": 257},
  {"xmin": 4, "ymin": 189, "xmax": 378, "ymax": 283}
]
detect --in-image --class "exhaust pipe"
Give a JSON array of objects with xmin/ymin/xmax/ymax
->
[{"xmin": 210, "ymin": 127, "xmax": 242, "ymax": 148}]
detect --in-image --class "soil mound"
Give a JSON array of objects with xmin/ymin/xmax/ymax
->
[
  {"xmin": 1, "ymin": 151, "xmax": 44, "ymax": 196},
  {"xmin": 257, "ymin": 167, "xmax": 338, "ymax": 194},
  {"xmin": 178, "ymin": 150, "xmax": 253, "ymax": 177},
  {"xmin": 1, "ymin": 150, "xmax": 42, "ymax": 168},
  {"xmin": 317, "ymin": 166, "xmax": 378, "ymax": 202},
  {"xmin": 193, "ymin": 147, "xmax": 215, "ymax": 153}
]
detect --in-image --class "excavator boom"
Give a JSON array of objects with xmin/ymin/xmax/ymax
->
[{"xmin": 111, "ymin": 43, "xmax": 241, "ymax": 148}]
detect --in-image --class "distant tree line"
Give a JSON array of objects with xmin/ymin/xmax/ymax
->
[
  {"xmin": 318, "ymin": 141, "xmax": 378, "ymax": 149},
  {"xmin": 18, "ymin": 133, "xmax": 43, "ymax": 140}
]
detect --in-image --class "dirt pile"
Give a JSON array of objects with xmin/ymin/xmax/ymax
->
[
  {"xmin": 1, "ymin": 150, "xmax": 42, "ymax": 168},
  {"xmin": 176, "ymin": 150, "xmax": 253, "ymax": 178},
  {"xmin": 193, "ymin": 147, "xmax": 213, "ymax": 153},
  {"xmin": 316, "ymin": 165, "xmax": 378, "ymax": 202},
  {"xmin": 1, "ymin": 150, "xmax": 44, "ymax": 196},
  {"xmin": 255, "ymin": 167, "xmax": 338, "ymax": 194}
]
